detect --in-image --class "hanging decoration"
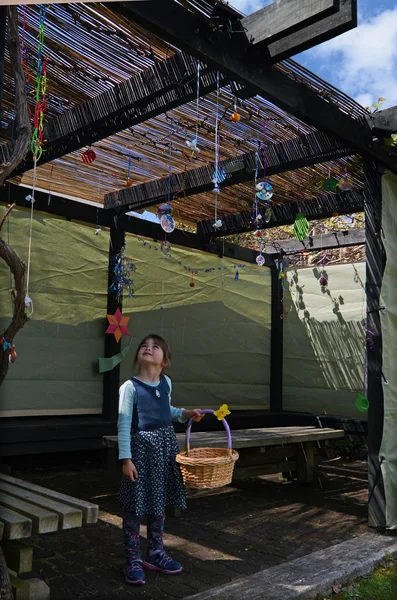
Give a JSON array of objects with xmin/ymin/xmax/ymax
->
[
  {"xmin": 30, "ymin": 5, "xmax": 47, "ymax": 161},
  {"xmin": 319, "ymin": 252, "xmax": 328, "ymax": 287},
  {"xmin": 158, "ymin": 203, "xmax": 173, "ymax": 218},
  {"xmin": 230, "ymin": 96, "xmax": 240, "ymax": 122},
  {"xmin": 190, "ymin": 271, "xmax": 195, "ymax": 287},
  {"xmin": 82, "ymin": 148, "xmax": 96, "ymax": 164},
  {"xmin": 105, "ymin": 308, "xmax": 130, "ymax": 343},
  {"xmin": 255, "ymin": 180, "xmax": 273, "ymax": 202},
  {"xmin": 293, "ymin": 212, "xmax": 309, "ymax": 241},
  {"xmin": 98, "ymin": 338, "xmax": 134, "ymax": 373},
  {"xmin": 186, "ymin": 60, "xmax": 201, "ymax": 157},
  {"xmin": 125, "ymin": 147, "xmax": 133, "ymax": 186},
  {"xmin": 250, "ymin": 149, "xmax": 263, "ymax": 231},
  {"xmin": 160, "ymin": 214, "xmax": 175, "ymax": 233},
  {"xmin": 0, "ymin": 335, "xmax": 16, "ymax": 364},
  {"xmin": 355, "ymin": 392, "xmax": 369, "ymax": 412},
  {"xmin": 137, "ymin": 238, "xmax": 263, "ymax": 276},
  {"xmin": 109, "ymin": 246, "xmax": 136, "ymax": 301},
  {"xmin": 160, "ymin": 129, "xmax": 175, "ymax": 233},
  {"xmin": 25, "ymin": 5, "xmax": 48, "ymax": 318},
  {"xmin": 212, "ymin": 71, "xmax": 223, "ymax": 230},
  {"xmin": 322, "ymin": 167, "xmax": 338, "ymax": 192},
  {"xmin": 337, "ymin": 168, "xmax": 352, "ymax": 191}
]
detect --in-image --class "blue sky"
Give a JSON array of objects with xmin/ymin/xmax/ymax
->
[{"xmin": 231, "ymin": 0, "xmax": 397, "ymax": 108}]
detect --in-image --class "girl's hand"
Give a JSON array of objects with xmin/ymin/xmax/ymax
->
[
  {"xmin": 122, "ymin": 459, "xmax": 138, "ymax": 481},
  {"xmin": 183, "ymin": 409, "xmax": 205, "ymax": 422}
]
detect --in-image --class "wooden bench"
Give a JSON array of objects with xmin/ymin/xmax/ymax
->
[
  {"xmin": 103, "ymin": 426, "xmax": 345, "ymax": 484},
  {"xmin": 0, "ymin": 473, "xmax": 98, "ymax": 600}
]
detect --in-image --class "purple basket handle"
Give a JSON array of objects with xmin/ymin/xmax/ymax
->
[{"xmin": 185, "ymin": 409, "xmax": 233, "ymax": 456}]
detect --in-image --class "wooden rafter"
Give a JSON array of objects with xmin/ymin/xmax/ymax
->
[
  {"xmin": 197, "ymin": 188, "xmax": 365, "ymax": 236},
  {"xmin": 114, "ymin": 0, "xmax": 397, "ymax": 176},
  {"xmin": 7, "ymin": 52, "xmax": 229, "ymax": 176},
  {"xmin": 104, "ymin": 130, "xmax": 352, "ymax": 210},
  {"xmin": 265, "ymin": 228, "xmax": 365, "ymax": 254}
]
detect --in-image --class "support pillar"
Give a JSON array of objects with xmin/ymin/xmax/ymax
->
[
  {"xmin": 102, "ymin": 212, "xmax": 126, "ymax": 422},
  {"xmin": 364, "ymin": 162, "xmax": 386, "ymax": 529},
  {"xmin": 270, "ymin": 260, "xmax": 283, "ymax": 412}
]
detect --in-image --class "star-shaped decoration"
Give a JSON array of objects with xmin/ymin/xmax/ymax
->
[{"xmin": 106, "ymin": 308, "xmax": 130, "ymax": 342}]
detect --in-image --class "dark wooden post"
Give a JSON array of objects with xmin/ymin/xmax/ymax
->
[
  {"xmin": 0, "ymin": 7, "xmax": 6, "ymax": 120},
  {"xmin": 102, "ymin": 212, "xmax": 126, "ymax": 422},
  {"xmin": 364, "ymin": 162, "xmax": 386, "ymax": 529},
  {"xmin": 270, "ymin": 260, "xmax": 283, "ymax": 412}
]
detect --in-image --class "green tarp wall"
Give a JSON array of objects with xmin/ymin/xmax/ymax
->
[
  {"xmin": 0, "ymin": 207, "xmax": 271, "ymax": 417},
  {"xmin": 283, "ymin": 262, "xmax": 366, "ymax": 417}
]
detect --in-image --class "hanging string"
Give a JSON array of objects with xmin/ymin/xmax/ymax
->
[
  {"xmin": 263, "ymin": 119, "xmax": 267, "ymax": 179},
  {"xmin": 25, "ymin": 4, "xmax": 47, "ymax": 315},
  {"xmin": 214, "ymin": 71, "xmax": 220, "ymax": 222},
  {"xmin": 167, "ymin": 128, "xmax": 173, "ymax": 205},
  {"xmin": 195, "ymin": 60, "xmax": 200, "ymax": 145}
]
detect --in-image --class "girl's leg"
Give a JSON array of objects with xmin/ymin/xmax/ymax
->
[
  {"xmin": 144, "ymin": 515, "xmax": 183, "ymax": 574},
  {"xmin": 122, "ymin": 511, "xmax": 145, "ymax": 585},
  {"xmin": 146, "ymin": 515, "xmax": 165, "ymax": 554}
]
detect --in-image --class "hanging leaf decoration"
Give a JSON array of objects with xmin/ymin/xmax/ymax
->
[{"xmin": 293, "ymin": 212, "xmax": 309, "ymax": 241}]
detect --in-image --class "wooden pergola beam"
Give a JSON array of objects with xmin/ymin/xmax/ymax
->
[
  {"xmin": 104, "ymin": 130, "xmax": 352, "ymax": 210},
  {"xmin": 197, "ymin": 188, "xmax": 365, "ymax": 236},
  {"xmin": 242, "ymin": 0, "xmax": 338, "ymax": 46},
  {"xmin": 265, "ymin": 227, "xmax": 365, "ymax": 254},
  {"xmin": 265, "ymin": 0, "xmax": 357, "ymax": 63},
  {"xmin": 367, "ymin": 105, "xmax": 397, "ymax": 137},
  {"xmin": 116, "ymin": 0, "xmax": 397, "ymax": 176},
  {"xmin": 7, "ymin": 52, "xmax": 229, "ymax": 176}
]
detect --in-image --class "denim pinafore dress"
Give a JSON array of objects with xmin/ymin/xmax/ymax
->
[{"xmin": 119, "ymin": 376, "xmax": 187, "ymax": 516}]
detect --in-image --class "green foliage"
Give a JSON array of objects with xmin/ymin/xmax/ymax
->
[
  {"xmin": 323, "ymin": 560, "xmax": 397, "ymax": 600},
  {"xmin": 366, "ymin": 97, "xmax": 386, "ymax": 113},
  {"xmin": 384, "ymin": 133, "xmax": 397, "ymax": 148}
]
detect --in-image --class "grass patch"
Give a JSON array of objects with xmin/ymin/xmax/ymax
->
[{"xmin": 323, "ymin": 559, "xmax": 397, "ymax": 599}]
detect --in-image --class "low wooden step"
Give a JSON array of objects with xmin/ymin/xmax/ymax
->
[
  {"xmin": 0, "ymin": 474, "xmax": 98, "ymax": 524},
  {"xmin": 0, "ymin": 492, "xmax": 59, "ymax": 534},
  {"xmin": 0, "ymin": 481, "xmax": 82, "ymax": 530},
  {"xmin": 0, "ymin": 506, "xmax": 32, "ymax": 540}
]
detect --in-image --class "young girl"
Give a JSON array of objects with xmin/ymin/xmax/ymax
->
[{"xmin": 118, "ymin": 333, "xmax": 204, "ymax": 585}]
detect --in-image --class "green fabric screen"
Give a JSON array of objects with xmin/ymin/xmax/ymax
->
[
  {"xmin": 379, "ymin": 171, "xmax": 397, "ymax": 529},
  {"xmin": 119, "ymin": 236, "xmax": 272, "ymax": 410},
  {"xmin": 0, "ymin": 206, "xmax": 271, "ymax": 416},
  {"xmin": 0, "ymin": 207, "xmax": 109, "ymax": 417},
  {"xmin": 283, "ymin": 262, "xmax": 366, "ymax": 417}
]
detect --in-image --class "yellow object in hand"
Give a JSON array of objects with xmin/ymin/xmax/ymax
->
[{"xmin": 214, "ymin": 404, "xmax": 231, "ymax": 421}]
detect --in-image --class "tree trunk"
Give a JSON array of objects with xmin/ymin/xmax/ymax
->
[{"xmin": 0, "ymin": 6, "xmax": 32, "ymax": 598}]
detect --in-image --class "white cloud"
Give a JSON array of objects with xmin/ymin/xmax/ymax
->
[
  {"xmin": 229, "ymin": 0, "xmax": 271, "ymax": 16},
  {"xmin": 308, "ymin": 7, "xmax": 397, "ymax": 108}
]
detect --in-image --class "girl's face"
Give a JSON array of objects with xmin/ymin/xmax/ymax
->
[{"xmin": 137, "ymin": 338, "xmax": 167, "ymax": 368}]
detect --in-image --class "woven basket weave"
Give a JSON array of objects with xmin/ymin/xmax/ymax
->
[{"xmin": 176, "ymin": 409, "xmax": 239, "ymax": 489}]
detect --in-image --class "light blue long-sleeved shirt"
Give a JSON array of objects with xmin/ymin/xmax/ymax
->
[{"xmin": 117, "ymin": 375, "xmax": 186, "ymax": 460}]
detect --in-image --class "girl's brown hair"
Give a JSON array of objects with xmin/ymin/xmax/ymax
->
[{"xmin": 133, "ymin": 334, "xmax": 172, "ymax": 373}]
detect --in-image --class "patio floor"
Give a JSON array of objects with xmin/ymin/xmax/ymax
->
[{"xmin": 9, "ymin": 455, "xmax": 369, "ymax": 599}]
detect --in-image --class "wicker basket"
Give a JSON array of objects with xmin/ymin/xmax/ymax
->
[{"xmin": 176, "ymin": 409, "xmax": 239, "ymax": 489}]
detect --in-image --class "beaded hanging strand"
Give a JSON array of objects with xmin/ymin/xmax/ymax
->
[
  {"xmin": 213, "ymin": 71, "xmax": 221, "ymax": 228},
  {"xmin": 25, "ymin": 5, "xmax": 47, "ymax": 314}
]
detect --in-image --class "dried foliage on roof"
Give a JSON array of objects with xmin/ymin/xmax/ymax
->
[{"xmin": 2, "ymin": 1, "xmax": 368, "ymax": 227}]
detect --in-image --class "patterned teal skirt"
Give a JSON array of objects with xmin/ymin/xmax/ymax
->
[{"xmin": 119, "ymin": 425, "xmax": 187, "ymax": 516}]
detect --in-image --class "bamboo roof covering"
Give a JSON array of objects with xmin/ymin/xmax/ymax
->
[{"xmin": 2, "ymin": 1, "xmax": 368, "ymax": 226}]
